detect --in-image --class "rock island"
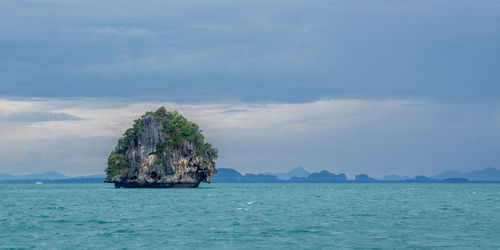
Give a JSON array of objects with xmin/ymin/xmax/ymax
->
[{"xmin": 104, "ymin": 107, "xmax": 217, "ymax": 188}]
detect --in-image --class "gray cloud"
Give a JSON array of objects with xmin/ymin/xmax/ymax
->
[
  {"xmin": 0, "ymin": 0, "xmax": 498, "ymax": 101},
  {"xmin": 0, "ymin": 111, "xmax": 83, "ymax": 123},
  {"xmin": 0, "ymin": 136, "xmax": 116, "ymax": 176},
  {"xmin": 221, "ymin": 109, "xmax": 248, "ymax": 113},
  {"xmin": 74, "ymin": 26, "xmax": 156, "ymax": 38}
]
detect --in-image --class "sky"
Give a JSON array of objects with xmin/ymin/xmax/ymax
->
[{"xmin": 0, "ymin": 0, "xmax": 499, "ymax": 177}]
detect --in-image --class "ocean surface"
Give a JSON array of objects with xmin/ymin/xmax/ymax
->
[{"xmin": 1, "ymin": 183, "xmax": 499, "ymax": 249}]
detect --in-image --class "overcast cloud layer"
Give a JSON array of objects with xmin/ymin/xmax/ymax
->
[
  {"xmin": 0, "ymin": 0, "xmax": 499, "ymax": 101},
  {"xmin": 0, "ymin": 1, "xmax": 499, "ymax": 176}
]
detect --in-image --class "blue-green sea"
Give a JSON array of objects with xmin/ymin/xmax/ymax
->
[{"xmin": 1, "ymin": 183, "xmax": 500, "ymax": 249}]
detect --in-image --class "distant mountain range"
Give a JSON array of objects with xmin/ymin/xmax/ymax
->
[
  {"xmin": 288, "ymin": 171, "xmax": 347, "ymax": 183},
  {"xmin": 430, "ymin": 167, "xmax": 500, "ymax": 181},
  {"xmin": 264, "ymin": 167, "xmax": 310, "ymax": 180},
  {"xmin": 212, "ymin": 167, "xmax": 500, "ymax": 183},
  {"xmin": 211, "ymin": 168, "xmax": 279, "ymax": 183},
  {"xmin": 2, "ymin": 167, "xmax": 500, "ymax": 184},
  {"xmin": 379, "ymin": 175, "xmax": 412, "ymax": 181}
]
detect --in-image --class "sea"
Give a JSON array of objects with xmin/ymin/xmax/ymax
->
[{"xmin": 1, "ymin": 183, "xmax": 499, "ymax": 249}]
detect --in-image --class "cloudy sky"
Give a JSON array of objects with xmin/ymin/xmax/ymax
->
[{"xmin": 0, "ymin": 0, "xmax": 499, "ymax": 177}]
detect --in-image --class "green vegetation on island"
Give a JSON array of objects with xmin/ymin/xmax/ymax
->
[{"xmin": 105, "ymin": 107, "xmax": 218, "ymax": 181}]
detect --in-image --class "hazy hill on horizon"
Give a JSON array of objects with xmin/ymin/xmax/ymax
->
[
  {"xmin": 214, "ymin": 167, "xmax": 500, "ymax": 182},
  {"xmin": 380, "ymin": 175, "xmax": 412, "ymax": 181},
  {"xmin": 431, "ymin": 167, "xmax": 500, "ymax": 181},
  {"xmin": 264, "ymin": 167, "xmax": 310, "ymax": 180}
]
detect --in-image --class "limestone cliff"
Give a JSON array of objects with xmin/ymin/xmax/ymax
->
[{"xmin": 104, "ymin": 107, "xmax": 217, "ymax": 188}]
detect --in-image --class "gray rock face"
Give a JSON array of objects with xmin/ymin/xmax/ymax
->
[{"xmin": 108, "ymin": 114, "xmax": 216, "ymax": 188}]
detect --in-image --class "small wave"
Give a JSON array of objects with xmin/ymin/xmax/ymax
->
[
  {"xmin": 44, "ymin": 206, "xmax": 67, "ymax": 210},
  {"xmin": 88, "ymin": 219, "xmax": 109, "ymax": 224},
  {"xmin": 113, "ymin": 228, "xmax": 135, "ymax": 233}
]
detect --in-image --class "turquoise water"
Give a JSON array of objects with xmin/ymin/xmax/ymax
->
[{"xmin": 1, "ymin": 183, "xmax": 500, "ymax": 249}]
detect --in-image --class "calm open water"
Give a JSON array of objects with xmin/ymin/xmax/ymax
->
[{"xmin": 1, "ymin": 183, "xmax": 499, "ymax": 249}]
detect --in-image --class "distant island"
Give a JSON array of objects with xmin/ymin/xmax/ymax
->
[
  {"xmin": 211, "ymin": 167, "xmax": 500, "ymax": 183},
  {"xmin": 2, "ymin": 167, "xmax": 500, "ymax": 184},
  {"xmin": 104, "ymin": 107, "xmax": 217, "ymax": 188}
]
